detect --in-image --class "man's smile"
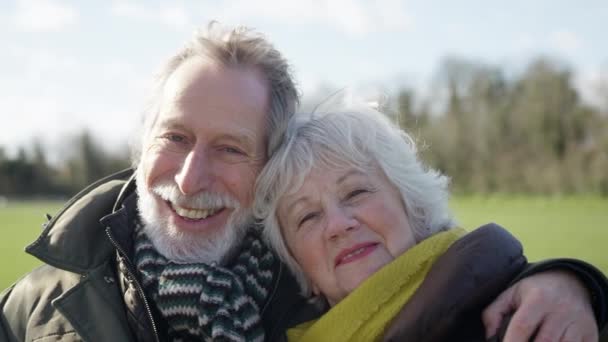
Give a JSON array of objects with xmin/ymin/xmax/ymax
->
[{"xmin": 169, "ymin": 201, "xmax": 224, "ymax": 220}]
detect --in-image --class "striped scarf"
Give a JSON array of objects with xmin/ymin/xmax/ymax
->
[{"xmin": 133, "ymin": 224, "xmax": 275, "ymax": 342}]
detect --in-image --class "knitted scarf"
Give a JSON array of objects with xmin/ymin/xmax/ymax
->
[{"xmin": 133, "ymin": 224, "xmax": 275, "ymax": 342}]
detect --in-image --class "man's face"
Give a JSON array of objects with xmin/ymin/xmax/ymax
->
[{"xmin": 136, "ymin": 57, "xmax": 269, "ymax": 264}]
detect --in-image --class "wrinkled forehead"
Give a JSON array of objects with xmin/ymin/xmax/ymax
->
[
  {"xmin": 282, "ymin": 142, "xmax": 374, "ymax": 199},
  {"xmin": 166, "ymin": 59, "xmax": 267, "ymax": 102},
  {"xmin": 145, "ymin": 58, "xmax": 270, "ymax": 125},
  {"xmin": 265, "ymin": 113, "xmax": 380, "ymax": 214},
  {"xmin": 275, "ymin": 162, "xmax": 354, "ymax": 215},
  {"xmin": 151, "ymin": 58, "xmax": 270, "ymax": 144}
]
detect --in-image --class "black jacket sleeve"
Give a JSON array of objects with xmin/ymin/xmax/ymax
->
[{"xmin": 510, "ymin": 258, "xmax": 608, "ymax": 337}]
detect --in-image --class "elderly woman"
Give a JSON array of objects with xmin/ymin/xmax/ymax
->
[{"xmin": 254, "ymin": 105, "xmax": 605, "ymax": 341}]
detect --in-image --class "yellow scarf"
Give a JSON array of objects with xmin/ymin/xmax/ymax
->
[{"xmin": 287, "ymin": 228, "xmax": 466, "ymax": 342}]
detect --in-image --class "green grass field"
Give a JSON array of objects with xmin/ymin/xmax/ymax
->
[
  {"xmin": 452, "ymin": 195, "xmax": 607, "ymax": 275},
  {"xmin": 1, "ymin": 197, "xmax": 606, "ymax": 291},
  {"xmin": 1, "ymin": 200, "xmax": 64, "ymax": 291}
]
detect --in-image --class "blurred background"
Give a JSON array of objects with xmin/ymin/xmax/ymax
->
[{"xmin": 1, "ymin": 0, "xmax": 607, "ymax": 289}]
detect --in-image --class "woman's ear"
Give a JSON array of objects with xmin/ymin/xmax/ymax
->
[{"xmin": 312, "ymin": 283, "xmax": 321, "ymax": 296}]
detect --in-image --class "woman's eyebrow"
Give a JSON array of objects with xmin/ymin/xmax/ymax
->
[
  {"xmin": 283, "ymin": 195, "xmax": 311, "ymax": 221},
  {"xmin": 337, "ymin": 169, "xmax": 366, "ymax": 185}
]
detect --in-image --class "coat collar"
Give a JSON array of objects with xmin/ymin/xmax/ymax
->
[
  {"xmin": 25, "ymin": 169, "xmax": 136, "ymax": 273},
  {"xmin": 21, "ymin": 169, "xmax": 147, "ymax": 341},
  {"xmin": 52, "ymin": 260, "xmax": 135, "ymax": 341}
]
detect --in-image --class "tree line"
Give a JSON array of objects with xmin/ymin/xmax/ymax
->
[
  {"xmin": 1, "ymin": 56, "xmax": 607, "ymax": 198},
  {"xmin": 390, "ymin": 57, "xmax": 608, "ymax": 195},
  {"xmin": 0, "ymin": 131, "xmax": 130, "ymax": 198}
]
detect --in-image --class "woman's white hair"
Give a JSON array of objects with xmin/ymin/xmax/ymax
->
[{"xmin": 253, "ymin": 99, "xmax": 456, "ymax": 299}]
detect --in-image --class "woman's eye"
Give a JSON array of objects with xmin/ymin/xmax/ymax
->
[
  {"xmin": 346, "ymin": 189, "xmax": 368, "ymax": 200},
  {"xmin": 298, "ymin": 212, "xmax": 317, "ymax": 227}
]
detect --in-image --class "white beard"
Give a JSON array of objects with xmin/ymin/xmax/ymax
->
[{"xmin": 135, "ymin": 169, "xmax": 252, "ymax": 264}]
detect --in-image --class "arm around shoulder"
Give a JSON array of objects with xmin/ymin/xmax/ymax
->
[{"xmin": 513, "ymin": 258, "xmax": 608, "ymax": 333}]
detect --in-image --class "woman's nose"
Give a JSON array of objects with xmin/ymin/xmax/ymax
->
[{"xmin": 324, "ymin": 205, "xmax": 358, "ymax": 241}]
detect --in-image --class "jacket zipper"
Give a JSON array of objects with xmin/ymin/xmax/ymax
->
[
  {"xmin": 260, "ymin": 258, "xmax": 282, "ymax": 316},
  {"xmin": 106, "ymin": 229, "xmax": 161, "ymax": 342},
  {"xmin": 262, "ymin": 257, "xmax": 290, "ymax": 341}
]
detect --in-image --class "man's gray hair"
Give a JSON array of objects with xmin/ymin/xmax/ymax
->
[
  {"xmin": 132, "ymin": 22, "xmax": 299, "ymax": 166},
  {"xmin": 253, "ymin": 102, "xmax": 456, "ymax": 298}
]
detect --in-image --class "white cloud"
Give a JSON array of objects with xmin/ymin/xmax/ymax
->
[
  {"xmin": 0, "ymin": 46, "xmax": 80, "ymax": 126},
  {"xmin": 575, "ymin": 65, "xmax": 608, "ymax": 111},
  {"xmin": 214, "ymin": 0, "xmax": 414, "ymax": 36},
  {"xmin": 0, "ymin": 91, "xmax": 137, "ymax": 163},
  {"xmin": 550, "ymin": 29, "xmax": 584, "ymax": 54},
  {"xmin": 108, "ymin": 0, "xmax": 413, "ymax": 36},
  {"xmin": 159, "ymin": 5, "xmax": 190, "ymax": 30},
  {"xmin": 513, "ymin": 33, "xmax": 537, "ymax": 52},
  {"xmin": 299, "ymin": 72, "xmax": 324, "ymax": 95},
  {"xmin": 200, "ymin": 0, "xmax": 321, "ymax": 28},
  {"xmin": 110, "ymin": 1, "xmax": 191, "ymax": 31},
  {"xmin": 374, "ymin": 0, "xmax": 414, "ymax": 31},
  {"xmin": 12, "ymin": 0, "xmax": 78, "ymax": 32},
  {"xmin": 511, "ymin": 30, "xmax": 586, "ymax": 62},
  {"xmin": 110, "ymin": 1, "xmax": 145, "ymax": 19},
  {"xmin": 0, "ymin": 93, "xmax": 75, "ymax": 157},
  {"xmin": 0, "ymin": 44, "xmax": 147, "ymax": 159},
  {"xmin": 327, "ymin": 0, "xmax": 370, "ymax": 35}
]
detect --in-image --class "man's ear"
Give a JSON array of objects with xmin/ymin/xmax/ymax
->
[{"xmin": 312, "ymin": 283, "xmax": 321, "ymax": 296}]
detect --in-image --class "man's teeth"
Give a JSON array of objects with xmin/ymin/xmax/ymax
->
[{"xmin": 171, "ymin": 204, "xmax": 220, "ymax": 219}]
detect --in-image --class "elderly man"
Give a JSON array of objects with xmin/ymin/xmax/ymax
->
[{"xmin": 1, "ymin": 24, "xmax": 607, "ymax": 342}]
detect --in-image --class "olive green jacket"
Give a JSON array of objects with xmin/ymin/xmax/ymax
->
[
  {"xmin": 0, "ymin": 170, "xmax": 309, "ymax": 342},
  {"xmin": 0, "ymin": 171, "xmax": 142, "ymax": 341}
]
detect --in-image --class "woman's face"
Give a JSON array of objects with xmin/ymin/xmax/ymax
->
[{"xmin": 277, "ymin": 164, "xmax": 416, "ymax": 306}]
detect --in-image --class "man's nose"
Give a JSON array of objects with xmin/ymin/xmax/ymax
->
[
  {"xmin": 174, "ymin": 146, "xmax": 214, "ymax": 195},
  {"xmin": 325, "ymin": 205, "xmax": 358, "ymax": 241}
]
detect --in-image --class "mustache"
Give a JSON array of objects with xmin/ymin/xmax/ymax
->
[{"xmin": 151, "ymin": 182, "xmax": 240, "ymax": 210}]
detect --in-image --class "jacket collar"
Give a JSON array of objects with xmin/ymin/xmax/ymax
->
[
  {"xmin": 25, "ymin": 169, "xmax": 136, "ymax": 273},
  {"xmin": 51, "ymin": 259, "xmax": 135, "ymax": 341},
  {"xmin": 101, "ymin": 189, "xmax": 139, "ymax": 263}
]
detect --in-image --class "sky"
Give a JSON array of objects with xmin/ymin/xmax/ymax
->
[{"xmin": 1, "ymin": 0, "xmax": 607, "ymax": 161}]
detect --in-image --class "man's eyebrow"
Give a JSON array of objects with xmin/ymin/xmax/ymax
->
[
  {"xmin": 156, "ymin": 118, "xmax": 188, "ymax": 131},
  {"xmin": 156, "ymin": 118, "xmax": 258, "ymax": 147},
  {"xmin": 215, "ymin": 130, "xmax": 257, "ymax": 149}
]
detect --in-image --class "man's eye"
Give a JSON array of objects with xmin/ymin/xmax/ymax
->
[
  {"xmin": 222, "ymin": 146, "xmax": 245, "ymax": 155},
  {"xmin": 162, "ymin": 133, "xmax": 186, "ymax": 143}
]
